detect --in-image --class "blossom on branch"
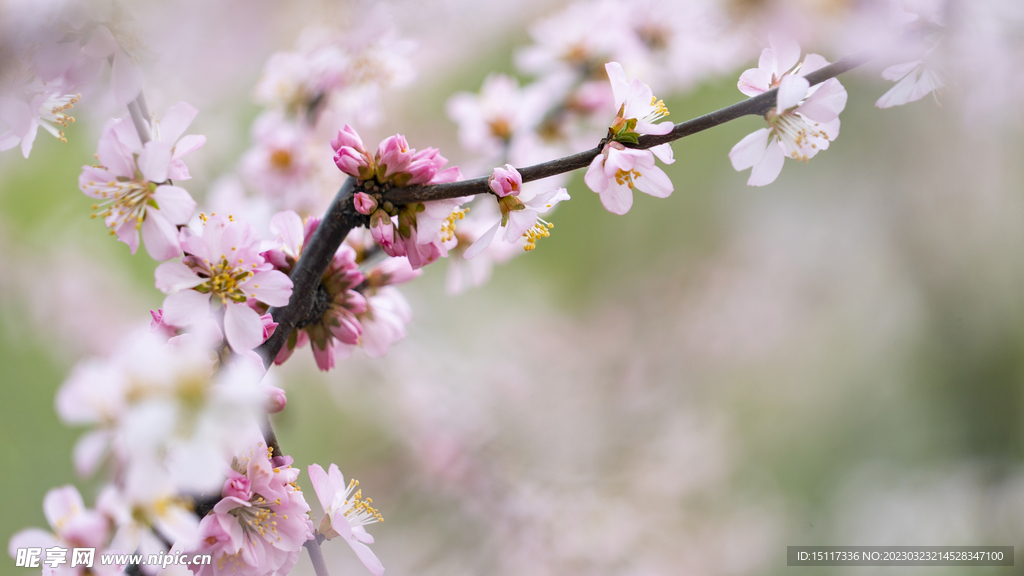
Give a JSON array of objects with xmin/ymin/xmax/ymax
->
[
  {"xmin": 154, "ymin": 214, "xmax": 292, "ymax": 360},
  {"xmin": 309, "ymin": 463, "xmax": 384, "ymax": 576},
  {"xmin": 79, "ymin": 102, "xmax": 205, "ymax": 260},
  {"xmin": 187, "ymin": 443, "xmax": 314, "ymax": 576},
  {"xmin": 464, "ymin": 165, "xmax": 570, "ymax": 258},
  {"xmin": 584, "ymin": 62, "xmax": 676, "ymax": 214},
  {"xmin": 729, "ymin": 41, "xmax": 848, "ymax": 186}
]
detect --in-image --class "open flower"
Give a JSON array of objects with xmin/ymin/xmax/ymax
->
[
  {"xmin": 154, "ymin": 214, "xmax": 293, "ymax": 358},
  {"xmin": 465, "ymin": 165, "xmax": 570, "ymax": 258},
  {"xmin": 728, "ymin": 40, "xmax": 847, "ymax": 186},
  {"xmin": 308, "ymin": 463, "xmax": 384, "ymax": 576},
  {"xmin": 188, "ymin": 443, "xmax": 314, "ymax": 576},
  {"xmin": 585, "ymin": 141, "xmax": 674, "ymax": 214},
  {"xmin": 78, "ymin": 102, "xmax": 204, "ymax": 259},
  {"xmin": 729, "ymin": 73, "xmax": 847, "ymax": 186},
  {"xmin": 604, "ymin": 61, "xmax": 673, "ymax": 142}
]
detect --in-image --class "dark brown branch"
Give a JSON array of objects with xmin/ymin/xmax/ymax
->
[
  {"xmin": 384, "ymin": 51, "xmax": 870, "ymax": 205},
  {"xmin": 256, "ymin": 177, "xmax": 364, "ymax": 369}
]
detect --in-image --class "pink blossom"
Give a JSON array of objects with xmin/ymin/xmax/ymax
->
[
  {"xmin": 308, "ymin": 464, "xmax": 384, "ymax": 576},
  {"xmin": 353, "ymin": 192, "xmax": 378, "ymax": 214},
  {"xmin": 729, "ymin": 71, "xmax": 847, "ymax": 186},
  {"xmin": 584, "ymin": 141, "xmax": 674, "ymax": 214},
  {"xmin": 154, "ymin": 215, "xmax": 292, "ymax": 356},
  {"xmin": 466, "ymin": 165, "xmax": 570, "ymax": 257},
  {"xmin": 604, "ymin": 62, "xmax": 673, "ymax": 140},
  {"xmin": 446, "ymin": 73, "xmax": 550, "ymax": 161},
  {"xmin": 78, "ymin": 102, "xmax": 204, "ymax": 260},
  {"xmin": 332, "ymin": 126, "xmax": 462, "ymax": 187},
  {"xmin": 488, "ymin": 164, "xmax": 522, "ymax": 197},
  {"xmin": 241, "ymin": 111, "xmax": 328, "ymax": 212},
  {"xmin": 375, "ymin": 134, "xmax": 414, "ymax": 182},
  {"xmin": 188, "ymin": 444, "xmax": 314, "ymax": 576},
  {"xmin": 358, "ymin": 287, "xmax": 412, "ymax": 358},
  {"xmin": 0, "ymin": 89, "xmax": 81, "ymax": 158},
  {"xmin": 264, "ymin": 385, "xmax": 287, "ymax": 414}
]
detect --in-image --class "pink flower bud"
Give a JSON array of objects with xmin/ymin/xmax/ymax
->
[
  {"xmin": 370, "ymin": 209, "xmax": 404, "ymax": 257},
  {"xmin": 375, "ymin": 134, "xmax": 413, "ymax": 181},
  {"xmin": 260, "ymin": 312, "xmax": 278, "ymax": 341},
  {"xmin": 222, "ymin": 471, "xmax": 252, "ymax": 500},
  {"xmin": 402, "ymin": 148, "xmax": 447, "ymax": 186},
  {"xmin": 331, "ymin": 124, "xmax": 365, "ymax": 152},
  {"xmin": 335, "ymin": 147, "xmax": 373, "ymax": 180},
  {"xmin": 488, "ymin": 164, "xmax": 522, "ymax": 197},
  {"xmin": 265, "ymin": 385, "xmax": 287, "ymax": 414},
  {"xmin": 353, "ymin": 192, "xmax": 378, "ymax": 215}
]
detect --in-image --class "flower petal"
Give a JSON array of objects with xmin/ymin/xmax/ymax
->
[
  {"xmin": 748, "ymin": 141, "xmax": 785, "ymax": 186},
  {"xmin": 797, "ymin": 78, "xmax": 847, "ymax": 122},
  {"xmin": 138, "ymin": 141, "xmax": 173, "ymax": 183},
  {"xmin": 729, "ymin": 128, "xmax": 771, "ymax": 171},
  {"xmin": 141, "ymin": 212, "xmax": 182, "ymax": 261},
  {"xmin": 463, "ymin": 221, "xmax": 500, "ymax": 260},
  {"xmin": 738, "ymin": 67, "xmax": 770, "ymax": 97},
  {"xmin": 347, "ymin": 538, "xmax": 385, "ymax": 576},
  {"xmin": 155, "ymin": 261, "xmax": 204, "ymax": 293},
  {"xmin": 151, "ymin": 185, "xmax": 196, "ymax": 225},
  {"xmin": 115, "ymin": 219, "xmax": 140, "ymax": 254},
  {"xmin": 776, "ymin": 75, "xmax": 809, "ymax": 113},
  {"xmin": 605, "ymin": 62, "xmax": 629, "ymax": 109},
  {"xmin": 505, "ymin": 209, "xmax": 538, "ymax": 242},
  {"xmin": 161, "ymin": 289, "xmax": 211, "ymax": 327},
  {"xmin": 649, "ymin": 143, "xmax": 674, "ymax": 165},
  {"xmin": 224, "ymin": 303, "xmax": 265, "ymax": 352},
  {"xmin": 584, "ymin": 154, "xmax": 609, "ymax": 193},
  {"xmin": 242, "ymin": 270, "xmax": 293, "ymax": 307},
  {"xmin": 599, "ymin": 183, "xmax": 633, "ymax": 215},
  {"xmin": 634, "ymin": 166, "xmax": 673, "ymax": 198},
  {"xmin": 158, "ymin": 102, "xmax": 198, "ymax": 144},
  {"xmin": 270, "ymin": 210, "xmax": 305, "ymax": 255}
]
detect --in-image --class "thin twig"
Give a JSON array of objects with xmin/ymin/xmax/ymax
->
[
  {"xmin": 127, "ymin": 98, "xmax": 151, "ymax": 144},
  {"xmin": 304, "ymin": 537, "xmax": 332, "ymax": 576}
]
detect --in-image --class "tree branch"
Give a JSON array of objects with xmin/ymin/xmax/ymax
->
[
  {"xmin": 256, "ymin": 177, "xmax": 365, "ymax": 368},
  {"xmin": 383, "ymin": 51, "xmax": 871, "ymax": 205}
]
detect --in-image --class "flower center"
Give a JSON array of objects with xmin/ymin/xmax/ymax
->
[
  {"xmin": 614, "ymin": 168, "xmax": 642, "ymax": 189},
  {"xmin": 270, "ymin": 149, "xmax": 293, "ymax": 170},
  {"xmin": 440, "ymin": 207, "xmax": 469, "ymax": 242},
  {"xmin": 523, "ymin": 219, "xmax": 554, "ymax": 252},
  {"xmin": 233, "ymin": 496, "xmax": 283, "ymax": 541},
  {"xmin": 190, "ymin": 253, "xmax": 256, "ymax": 305},
  {"xmin": 89, "ymin": 179, "xmax": 157, "ymax": 232},
  {"xmin": 770, "ymin": 112, "xmax": 827, "ymax": 162},
  {"xmin": 38, "ymin": 93, "xmax": 80, "ymax": 143},
  {"xmin": 338, "ymin": 479, "xmax": 383, "ymax": 529}
]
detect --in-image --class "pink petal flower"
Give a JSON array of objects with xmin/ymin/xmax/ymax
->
[
  {"xmin": 155, "ymin": 261, "xmax": 204, "ymax": 293},
  {"xmin": 161, "ymin": 289, "xmax": 212, "ymax": 327}
]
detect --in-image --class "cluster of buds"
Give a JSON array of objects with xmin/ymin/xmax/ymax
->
[
  {"xmin": 335, "ymin": 125, "xmax": 468, "ymax": 269},
  {"xmin": 332, "ymin": 125, "xmax": 461, "ymax": 187}
]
